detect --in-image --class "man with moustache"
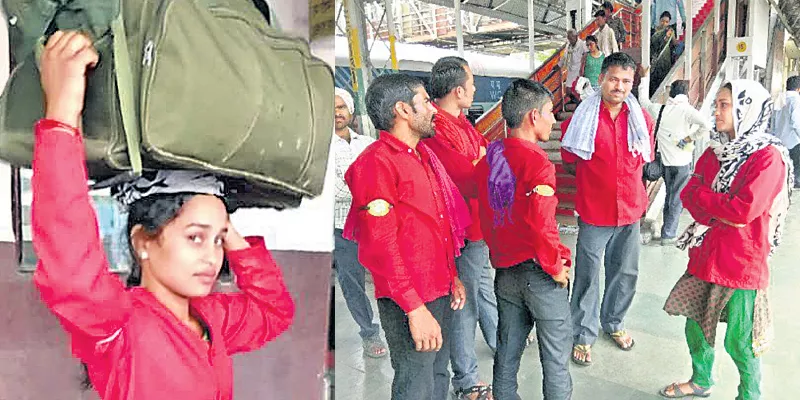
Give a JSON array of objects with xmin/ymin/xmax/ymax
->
[
  {"xmin": 343, "ymin": 73, "xmax": 469, "ymax": 400},
  {"xmin": 560, "ymin": 52, "xmax": 654, "ymax": 366},
  {"xmin": 424, "ymin": 56, "xmax": 498, "ymax": 400},
  {"xmin": 333, "ymin": 88, "xmax": 388, "ymax": 358}
]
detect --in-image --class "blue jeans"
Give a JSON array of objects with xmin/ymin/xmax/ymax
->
[
  {"xmin": 661, "ymin": 165, "xmax": 691, "ymax": 239},
  {"xmin": 450, "ymin": 240, "xmax": 499, "ymax": 391},
  {"xmin": 334, "ymin": 229, "xmax": 380, "ymax": 340},
  {"xmin": 571, "ymin": 219, "xmax": 640, "ymax": 346},
  {"xmin": 493, "ymin": 261, "xmax": 572, "ymax": 400}
]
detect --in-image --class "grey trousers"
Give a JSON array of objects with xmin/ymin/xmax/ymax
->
[
  {"xmin": 333, "ymin": 229, "xmax": 381, "ymax": 340},
  {"xmin": 450, "ymin": 239, "xmax": 499, "ymax": 391},
  {"xmin": 570, "ymin": 219, "xmax": 641, "ymax": 345},
  {"xmin": 661, "ymin": 165, "xmax": 692, "ymax": 239}
]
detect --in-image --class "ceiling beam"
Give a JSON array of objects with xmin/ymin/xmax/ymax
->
[{"xmin": 415, "ymin": 0, "xmax": 566, "ymax": 36}]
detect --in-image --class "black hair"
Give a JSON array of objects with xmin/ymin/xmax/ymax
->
[
  {"xmin": 787, "ymin": 75, "xmax": 800, "ymax": 91},
  {"xmin": 365, "ymin": 73, "xmax": 425, "ymax": 131},
  {"xmin": 670, "ymin": 80, "xmax": 689, "ymax": 98},
  {"xmin": 600, "ymin": 51, "xmax": 637, "ymax": 74},
  {"xmin": 429, "ymin": 56, "xmax": 470, "ymax": 100},
  {"xmin": 603, "ymin": 1, "xmax": 614, "ymax": 11},
  {"xmin": 660, "ymin": 11, "xmax": 672, "ymax": 21},
  {"xmin": 80, "ymin": 192, "xmax": 232, "ymax": 390},
  {"xmin": 594, "ymin": 9, "xmax": 606, "ymax": 18},
  {"xmin": 501, "ymin": 79, "xmax": 553, "ymax": 129},
  {"xmin": 585, "ymin": 35, "xmax": 598, "ymax": 45}
]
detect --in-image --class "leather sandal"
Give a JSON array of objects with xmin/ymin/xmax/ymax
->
[
  {"xmin": 659, "ymin": 381, "xmax": 712, "ymax": 398},
  {"xmin": 454, "ymin": 384, "xmax": 493, "ymax": 400}
]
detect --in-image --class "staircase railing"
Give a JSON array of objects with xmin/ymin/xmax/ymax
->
[{"xmin": 651, "ymin": 0, "xmax": 723, "ymax": 107}]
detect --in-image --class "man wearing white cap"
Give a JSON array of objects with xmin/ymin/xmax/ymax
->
[{"xmin": 333, "ymin": 87, "xmax": 387, "ymax": 358}]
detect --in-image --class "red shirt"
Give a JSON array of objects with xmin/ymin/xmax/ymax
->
[
  {"xmin": 475, "ymin": 138, "xmax": 572, "ymax": 276},
  {"xmin": 560, "ymin": 103, "xmax": 655, "ymax": 227},
  {"xmin": 31, "ymin": 120, "xmax": 295, "ymax": 399},
  {"xmin": 425, "ymin": 104, "xmax": 487, "ymax": 241},
  {"xmin": 344, "ymin": 132, "xmax": 457, "ymax": 313},
  {"xmin": 681, "ymin": 146, "xmax": 786, "ymax": 290}
]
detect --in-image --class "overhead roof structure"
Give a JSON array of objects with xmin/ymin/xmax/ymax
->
[
  {"xmin": 412, "ymin": 0, "xmax": 578, "ymax": 52},
  {"xmin": 360, "ymin": 0, "xmax": 607, "ymax": 54},
  {"xmin": 417, "ymin": 0, "xmax": 570, "ymax": 35}
]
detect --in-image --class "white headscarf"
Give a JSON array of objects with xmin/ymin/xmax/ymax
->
[
  {"xmin": 678, "ymin": 80, "xmax": 794, "ymax": 256},
  {"xmin": 335, "ymin": 87, "xmax": 355, "ymax": 114}
]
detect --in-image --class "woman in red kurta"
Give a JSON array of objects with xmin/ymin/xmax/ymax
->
[
  {"xmin": 660, "ymin": 80, "xmax": 793, "ymax": 399},
  {"xmin": 31, "ymin": 31, "xmax": 295, "ymax": 399}
]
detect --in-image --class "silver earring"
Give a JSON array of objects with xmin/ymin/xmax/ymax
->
[{"xmin": 140, "ymin": 251, "xmax": 149, "ymax": 260}]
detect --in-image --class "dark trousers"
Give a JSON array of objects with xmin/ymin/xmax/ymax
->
[
  {"xmin": 790, "ymin": 144, "xmax": 800, "ymax": 186},
  {"xmin": 661, "ymin": 164, "xmax": 692, "ymax": 239},
  {"xmin": 378, "ymin": 295, "xmax": 453, "ymax": 400},
  {"xmin": 493, "ymin": 262, "xmax": 572, "ymax": 400}
]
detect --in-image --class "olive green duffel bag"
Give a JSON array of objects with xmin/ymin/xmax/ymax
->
[{"xmin": 0, "ymin": 0, "xmax": 333, "ymax": 209}]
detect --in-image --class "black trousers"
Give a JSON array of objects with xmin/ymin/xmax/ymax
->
[{"xmin": 378, "ymin": 295, "xmax": 453, "ymax": 400}]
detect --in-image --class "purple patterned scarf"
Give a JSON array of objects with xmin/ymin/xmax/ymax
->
[{"xmin": 487, "ymin": 140, "xmax": 516, "ymax": 227}]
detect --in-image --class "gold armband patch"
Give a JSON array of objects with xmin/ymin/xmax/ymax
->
[{"xmin": 364, "ymin": 199, "xmax": 392, "ymax": 217}]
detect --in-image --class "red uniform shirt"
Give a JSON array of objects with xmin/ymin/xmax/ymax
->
[
  {"xmin": 425, "ymin": 104, "xmax": 487, "ymax": 241},
  {"xmin": 560, "ymin": 103, "xmax": 655, "ymax": 227},
  {"xmin": 475, "ymin": 138, "xmax": 572, "ymax": 276},
  {"xmin": 681, "ymin": 146, "xmax": 786, "ymax": 290},
  {"xmin": 344, "ymin": 132, "xmax": 457, "ymax": 313},
  {"xmin": 32, "ymin": 120, "xmax": 295, "ymax": 400}
]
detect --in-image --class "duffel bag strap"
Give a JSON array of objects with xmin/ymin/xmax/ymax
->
[{"xmin": 110, "ymin": 8, "xmax": 143, "ymax": 178}]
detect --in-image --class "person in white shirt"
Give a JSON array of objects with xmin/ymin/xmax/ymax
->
[
  {"xmin": 333, "ymin": 88, "xmax": 387, "ymax": 357},
  {"xmin": 638, "ymin": 68, "xmax": 712, "ymax": 245},
  {"xmin": 593, "ymin": 10, "xmax": 619, "ymax": 56},
  {"xmin": 559, "ymin": 30, "xmax": 588, "ymax": 103},
  {"xmin": 773, "ymin": 75, "xmax": 800, "ymax": 188}
]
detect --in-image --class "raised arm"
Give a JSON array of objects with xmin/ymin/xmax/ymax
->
[
  {"xmin": 200, "ymin": 232, "xmax": 295, "ymax": 355},
  {"xmin": 32, "ymin": 32, "xmax": 132, "ymax": 360}
]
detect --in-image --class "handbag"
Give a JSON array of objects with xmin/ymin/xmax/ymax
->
[{"xmin": 643, "ymin": 105, "xmax": 666, "ymax": 182}]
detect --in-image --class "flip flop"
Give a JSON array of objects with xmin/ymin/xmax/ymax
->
[
  {"xmin": 571, "ymin": 344, "xmax": 592, "ymax": 366},
  {"xmin": 608, "ymin": 330, "xmax": 635, "ymax": 351},
  {"xmin": 659, "ymin": 381, "xmax": 712, "ymax": 398}
]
